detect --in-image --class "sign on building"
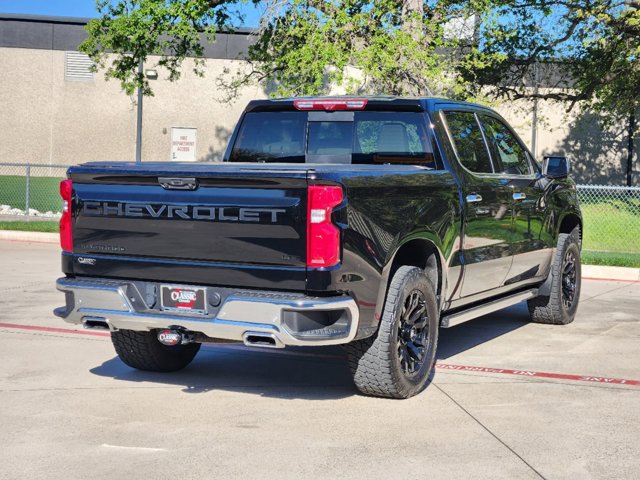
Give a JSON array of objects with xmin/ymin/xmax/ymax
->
[{"xmin": 171, "ymin": 127, "xmax": 197, "ymax": 161}]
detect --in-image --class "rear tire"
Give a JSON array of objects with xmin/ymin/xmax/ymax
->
[
  {"xmin": 528, "ymin": 227, "xmax": 581, "ymax": 325},
  {"xmin": 346, "ymin": 266, "xmax": 439, "ymax": 399},
  {"xmin": 111, "ymin": 329, "xmax": 200, "ymax": 372}
]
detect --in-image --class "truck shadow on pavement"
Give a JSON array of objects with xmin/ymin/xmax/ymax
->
[
  {"xmin": 89, "ymin": 304, "xmax": 530, "ymax": 399},
  {"xmin": 437, "ymin": 303, "xmax": 531, "ymax": 359},
  {"xmin": 90, "ymin": 344, "xmax": 357, "ymax": 400}
]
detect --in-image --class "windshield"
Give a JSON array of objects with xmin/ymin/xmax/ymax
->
[{"xmin": 230, "ymin": 111, "xmax": 435, "ymax": 166}]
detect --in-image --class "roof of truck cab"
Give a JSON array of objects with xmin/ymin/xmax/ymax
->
[{"xmin": 243, "ymin": 96, "xmax": 492, "ymax": 113}]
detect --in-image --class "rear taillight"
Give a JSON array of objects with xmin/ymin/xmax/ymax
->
[
  {"xmin": 307, "ymin": 185, "xmax": 343, "ymax": 268},
  {"xmin": 59, "ymin": 179, "xmax": 73, "ymax": 252},
  {"xmin": 294, "ymin": 99, "xmax": 368, "ymax": 111}
]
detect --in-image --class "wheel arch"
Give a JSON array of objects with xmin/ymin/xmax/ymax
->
[
  {"xmin": 374, "ymin": 238, "xmax": 446, "ymax": 321},
  {"xmin": 558, "ymin": 212, "xmax": 582, "ymax": 246}
]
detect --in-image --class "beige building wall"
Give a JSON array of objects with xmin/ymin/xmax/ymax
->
[
  {"xmin": 0, "ymin": 47, "xmax": 265, "ymax": 166},
  {"xmin": 497, "ymin": 96, "xmax": 638, "ymax": 185}
]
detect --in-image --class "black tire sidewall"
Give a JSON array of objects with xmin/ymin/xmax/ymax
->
[
  {"xmin": 385, "ymin": 267, "xmax": 439, "ymax": 395},
  {"xmin": 557, "ymin": 239, "xmax": 582, "ymax": 322},
  {"xmin": 112, "ymin": 329, "xmax": 201, "ymax": 372}
]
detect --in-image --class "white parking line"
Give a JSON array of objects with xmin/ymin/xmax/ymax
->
[{"xmin": 101, "ymin": 444, "xmax": 167, "ymax": 452}]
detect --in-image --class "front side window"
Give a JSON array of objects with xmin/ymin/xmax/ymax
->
[
  {"xmin": 444, "ymin": 111, "xmax": 493, "ymax": 174},
  {"xmin": 479, "ymin": 115, "xmax": 531, "ymax": 175},
  {"xmin": 230, "ymin": 111, "xmax": 436, "ymax": 167}
]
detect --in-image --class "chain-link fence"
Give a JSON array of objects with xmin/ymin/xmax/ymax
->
[
  {"xmin": 577, "ymin": 185, "xmax": 640, "ymax": 263},
  {"xmin": 0, "ymin": 163, "xmax": 68, "ymax": 218}
]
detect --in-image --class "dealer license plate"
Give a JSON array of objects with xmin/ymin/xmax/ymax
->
[{"xmin": 160, "ymin": 285, "xmax": 206, "ymax": 314}]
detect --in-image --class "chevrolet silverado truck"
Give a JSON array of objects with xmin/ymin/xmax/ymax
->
[{"xmin": 54, "ymin": 97, "xmax": 582, "ymax": 398}]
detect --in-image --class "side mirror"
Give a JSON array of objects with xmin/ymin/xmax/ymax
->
[{"xmin": 542, "ymin": 156, "xmax": 570, "ymax": 178}]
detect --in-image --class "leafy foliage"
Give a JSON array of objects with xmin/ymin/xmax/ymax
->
[
  {"xmin": 220, "ymin": 0, "xmax": 487, "ymax": 100},
  {"xmin": 81, "ymin": 0, "xmax": 638, "ymax": 129},
  {"xmin": 472, "ymin": 0, "xmax": 640, "ymax": 120},
  {"xmin": 80, "ymin": 0, "xmax": 259, "ymax": 95},
  {"xmin": 220, "ymin": 0, "xmax": 504, "ymax": 99},
  {"xmin": 81, "ymin": 0, "xmax": 496, "ymax": 101}
]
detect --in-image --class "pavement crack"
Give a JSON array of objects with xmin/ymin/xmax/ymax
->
[{"xmin": 434, "ymin": 383, "xmax": 547, "ymax": 480}]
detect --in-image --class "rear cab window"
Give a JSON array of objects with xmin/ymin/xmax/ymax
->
[{"xmin": 230, "ymin": 110, "xmax": 438, "ymax": 168}]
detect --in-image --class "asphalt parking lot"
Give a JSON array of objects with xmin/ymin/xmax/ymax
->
[{"xmin": 0, "ymin": 240, "xmax": 639, "ymax": 480}]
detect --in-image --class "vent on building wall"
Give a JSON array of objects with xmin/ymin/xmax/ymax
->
[{"xmin": 64, "ymin": 52, "xmax": 95, "ymax": 81}]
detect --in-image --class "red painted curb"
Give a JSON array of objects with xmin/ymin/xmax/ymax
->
[
  {"xmin": 582, "ymin": 277, "xmax": 640, "ymax": 283},
  {"xmin": 0, "ymin": 322, "xmax": 110, "ymax": 337}
]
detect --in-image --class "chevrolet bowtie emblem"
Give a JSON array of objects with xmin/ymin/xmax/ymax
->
[{"xmin": 158, "ymin": 177, "xmax": 198, "ymax": 190}]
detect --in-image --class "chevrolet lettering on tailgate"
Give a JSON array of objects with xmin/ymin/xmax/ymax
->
[{"xmin": 82, "ymin": 202, "xmax": 286, "ymax": 223}]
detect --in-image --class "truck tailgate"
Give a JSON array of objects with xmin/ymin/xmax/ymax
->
[{"xmin": 66, "ymin": 164, "xmax": 309, "ymax": 290}]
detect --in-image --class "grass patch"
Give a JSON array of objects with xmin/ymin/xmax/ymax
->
[
  {"xmin": 580, "ymin": 201, "xmax": 640, "ymax": 254},
  {"xmin": 0, "ymin": 176, "xmax": 62, "ymax": 213},
  {"xmin": 0, "ymin": 221, "xmax": 58, "ymax": 233},
  {"xmin": 581, "ymin": 251, "xmax": 640, "ymax": 268}
]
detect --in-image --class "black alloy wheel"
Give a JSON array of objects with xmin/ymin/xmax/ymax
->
[
  {"xmin": 397, "ymin": 290, "xmax": 430, "ymax": 377},
  {"xmin": 561, "ymin": 250, "xmax": 578, "ymax": 309}
]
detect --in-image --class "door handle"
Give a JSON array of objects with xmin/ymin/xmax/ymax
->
[
  {"xmin": 513, "ymin": 192, "xmax": 526, "ymax": 201},
  {"xmin": 466, "ymin": 194, "xmax": 483, "ymax": 204}
]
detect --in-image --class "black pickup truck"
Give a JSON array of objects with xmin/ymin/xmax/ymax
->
[{"xmin": 55, "ymin": 97, "xmax": 582, "ymax": 398}]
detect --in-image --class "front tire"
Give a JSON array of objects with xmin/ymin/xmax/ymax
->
[
  {"xmin": 346, "ymin": 266, "xmax": 439, "ymax": 399},
  {"xmin": 528, "ymin": 227, "xmax": 581, "ymax": 325},
  {"xmin": 111, "ymin": 329, "xmax": 201, "ymax": 372}
]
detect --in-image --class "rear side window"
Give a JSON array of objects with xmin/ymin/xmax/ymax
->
[
  {"xmin": 230, "ymin": 111, "xmax": 436, "ymax": 167},
  {"xmin": 478, "ymin": 115, "xmax": 531, "ymax": 175},
  {"xmin": 444, "ymin": 111, "xmax": 493, "ymax": 174}
]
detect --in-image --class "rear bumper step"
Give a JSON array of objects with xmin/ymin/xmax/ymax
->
[{"xmin": 54, "ymin": 277, "xmax": 359, "ymax": 347}]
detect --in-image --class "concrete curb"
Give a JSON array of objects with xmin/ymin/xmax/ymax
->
[
  {"xmin": 0, "ymin": 230, "xmax": 58, "ymax": 244},
  {"xmin": 1, "ymin": 230, "xmax": 639, "ymax": 282}
]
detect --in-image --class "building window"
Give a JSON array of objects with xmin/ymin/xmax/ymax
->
[{"xmin": 64, "ymin": 51, "xmax": 94, "ymax": 82}]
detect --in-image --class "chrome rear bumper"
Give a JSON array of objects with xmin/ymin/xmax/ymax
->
[{"xmin": 54, "ymin": 277, "xmax": 359, "ymax": 347}]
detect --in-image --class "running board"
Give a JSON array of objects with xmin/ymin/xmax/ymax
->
[{"xmin": 441, "ymin": 289, "xmax": 538, "ymax": 328}]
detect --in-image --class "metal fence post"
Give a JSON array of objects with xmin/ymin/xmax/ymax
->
[{"xmin": 25, "ymin": 164, "xmax": 31, "ymax": 218}]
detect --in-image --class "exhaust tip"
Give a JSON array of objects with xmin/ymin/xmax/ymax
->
[
  {"xmin": 243, "ymin": 332, "xmax": 284, "ymax": 349},
  {"xmin": 82, "ymin": 316, "xmax": 111, "ymax": 331}
]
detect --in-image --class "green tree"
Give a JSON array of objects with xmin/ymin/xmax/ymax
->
[
  {"xmin": 81, "ymin": 0, "xmax": 638, "ymax": 105},
  {"xmin": 471, "ymin": 0, "xmax": 639, "ymax": 184},
  {"xmin": 80, "ymin": 0, "xmax": 260, "ymax": 96},
  {"xmin": 219, "ymin": 0, "xmax": 490, "ymax": 100},
  {"xmin": 472, "ymin": 0, "xmax": 638, "ymax": 109},
  {"xmin": 80, "ymin": 0, "xmax": 494, "ymax": 100}
]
